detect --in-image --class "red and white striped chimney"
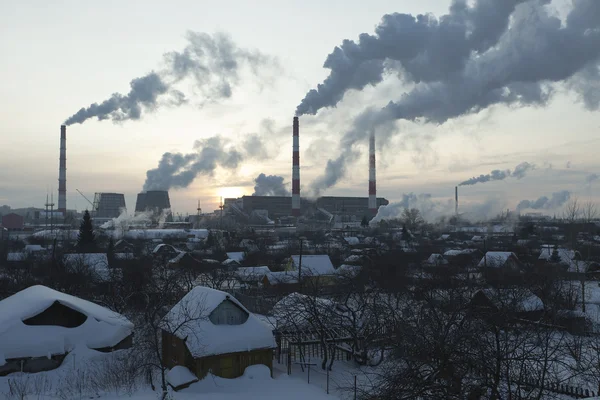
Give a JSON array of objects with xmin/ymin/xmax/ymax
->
[
  {"xmin": 292, "ymin": 116, "xmax": 301, "ymax": 217},
  {"xmin": 58, "ymin": 125, "xmax": 67, "ymax": 214},
  {"xmin": 368, "ymin": 131, "xmax": 377, "ymax": 215}
]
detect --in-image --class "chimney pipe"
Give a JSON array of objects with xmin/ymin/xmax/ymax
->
[
  {"xmin": 292, "ymin": 116, "xmax": 300, "ymax": 217},
  {"xmin": 58, "ymin": 125, "xmax": 67, "ymax": 215},
  {"xmin": 455, "ymin": 186, "xmax": 458, "ymax": 216},
  {"xmin": 368, "ymin": 131, "xmax": 377, "ymax": 215}
]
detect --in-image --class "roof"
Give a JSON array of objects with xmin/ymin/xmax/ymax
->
[
  {"xmin": 161, "ymin": 286, "xmax": 275, "ymax": 358},
  {"xmin": 426, "ymin": 254, "xmax": 448, "ymax": 266},
  {"xmin": 222, "ymin": 258, "xmax": 241, "ymax": 267},
  {"xmin": 290, "ymin": 255, "xmax": 335, "ymax": 276},
  {"xmin": 236, "ymin": 266, "xmax": 271, "ymax": 281},
  {"xmin": 167, "ymin": 366, "xmax": 198, "ymax": 389},
  {"xmin": 443, "ymin": 249, "xmax": 478, "ymax": 257},
  {"xmin": 475, "ymin": 288, "xmax": 544, "ymax": 312},
  {"xmin": 63, "ymin": 253, "xmax": 111, "ymax": 281},
  {"xmin": 0, "ymin": 285, "xmax": 133, "ymax": 361},
  {"xmin": 264, "ymin": 271, "xmax": 299, "ymax": 284},
  {"xmin": 344, "ymin": 237, "xmax": 360, "ymax": 245},
  {"xmin": 336, "ymin": 264, "xmax": 362, "ymax": 278},
  {"xmin": 226, "ymin": 252, "xmax": 245, "ymax": 262},
  {"xmin": 477, "ymin": 252, "xmax": 518, "ymax": 268}
]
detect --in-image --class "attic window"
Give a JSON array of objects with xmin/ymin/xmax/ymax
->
[
  {"xmin": 209, "ymin": 299, "xmax": 249, "ymax": 325},
  {"xmin": 23, "ymin": 301, "xmax": 88, "ymax": 328}
]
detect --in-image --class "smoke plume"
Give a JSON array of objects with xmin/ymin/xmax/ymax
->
[
  {"xmin": 306, "ymin": 0, "xmax": 600, "ymax": 192},
  {"xmin": 586, "ymin": 173, "xmax": 599, "ymax": 185},
  {"xmin": 64, "ymin": 32, "xmax": 273, "ymax": 125},
  {"xmin": 143, "ymin": 136, "xmax": 245, "ymax": 191},
  {"xmin": 516, "ymin": 190, "xmax": 571, "ymax": 212},
  {"xmin": 252, "ymin": 173, "xmax": 290, "ymax": 196},
  {"xmin": 459, "ymin": 161, "xmax": 535, "ymax": 186}
]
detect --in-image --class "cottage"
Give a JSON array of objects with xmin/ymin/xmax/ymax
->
[
  {"xmin": 425, "ymin": 253, "xmax": 448, "ymax": 266},
  {"xmin": 477, "ymin": 252, "xmax": 520, "ymax": 269},
  {"xmin": 0, "ymin": 285, "xmax": 133, "ymax": 375},
  {"xmin": 161, "ymin": 286, "xmax": 275, "ymax": 381},
  {"xmin": 289, "ymin": 255, "xmax": 335, "ymax": 276},
  {"xmin": 63, "ymin": 253, "xmax": 112, "ymax": 281}
]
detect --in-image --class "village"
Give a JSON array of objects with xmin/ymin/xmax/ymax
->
[{"xmin": 1, "ymin": 206, "xmax": 600, "ymax": 399}]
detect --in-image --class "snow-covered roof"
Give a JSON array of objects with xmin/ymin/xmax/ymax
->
[
  {"xmin": 222, "ymin": 258, "xmax": 241, "ymax": 267},
  {"xmin": 264, "ymin": 271, "xmax": 298, "ymax": 284},
  {"xmin": 290, "ymin": 255, "xmax": 335, "ymax": 276},
  {"xmin": 477, "ymin": 252, "xmax": 519, "ymax": 268},
  {"xmin": 226, "ymin": 252, "xmax": 245, "ymax": 262},
  {"xmin": 336, "ymin": 264, "xmax": 362, "ymax": 278},
  {"xmin": 114, "ymin": 252, "xmax": 135, "ymax": 260},
  {"xmin": 344, "ymin": 237, "xmax": 360, "ymax": 245},
  {"xmin": 443, "ymin": 249, "xmax": 477, "ymax": 257},
  {"xmin": 477, "ymin": 288, "xmax": 544, "ymax": 312},
  {"xmin": 162, "ymin": 286, "xmax": 275, "ymax": 358},
  {"xmin": 124, "ymin": 229, "xmax": 208, "ymax": 240},
  {"xmin": 343, "ymin": 255, "xmax": 363, "ymax": 264},
  {"xmin": 471, "ymin": 236, "xmax": 485, "ymax": 242},
  {"xmin": 0, "ymin": 285, "xmax": 133, "ymax": 361},
  {"xmin": 438, "ymin": 234, "xmax": 451, "ymax": 241},
  {"xmin": 63, "ymin": 253, "xmax": 111, "ymax": 281},
  {"xmin": 152, "ymin": 243, "xmax": 180, "ymax": 254},
  {"xmin": 167, "ymin": 366, "xmax": 198, "ymax": 389},
  {"xmin": 236, "ymin": 266, "xmax": 271, "ymax": 281},
  {"xmin": 426, "ymin": 254, "xmax": 448, "ymax": 266},
  {"xmin": 24, "ymin": 244, "xmax": 45, "ymax": 252}
]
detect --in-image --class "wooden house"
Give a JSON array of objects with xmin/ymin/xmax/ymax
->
[{"xmin": 161, "ymin": 286, "xmax": 275, "ymax": 381}]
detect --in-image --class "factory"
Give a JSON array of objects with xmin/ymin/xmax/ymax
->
[{"xmin": 46, "ymin": 113, "xmax": 389, "ymax": 230}]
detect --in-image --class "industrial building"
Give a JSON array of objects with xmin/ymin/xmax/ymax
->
[
  {"xmin": 225, "ymin": 195, "xmax": 389, "ymax": 222},
  {"xmin": 135, "ymin": 190, "xmax": 171, "ymax": 214},
  {"xmin": 93, "ymin": 193, "xmax": 126, "ymax": 218}
]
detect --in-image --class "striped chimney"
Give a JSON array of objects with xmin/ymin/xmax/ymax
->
[
  {"xmin": 292, "ymin": 116, "xmax": 300, "ymax": 216},
  {"xmin": 58, "ymin": 125, "xmax": 67, "ymax": 214},
  {"xmin": 368, "ymin": 131, "xmax": 377, "ymax": 215}
]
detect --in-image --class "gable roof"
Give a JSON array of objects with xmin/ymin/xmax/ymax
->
[
  {"xmin": 162, "ymin": 286, "xmax": 275, "ymax": 358},
  {"xmin": 226, "ymin": 252, "xmax": 245, "ymax": 262},
  {"xmin": 477, "ymin": 252, "xmax": 519, "ymax": 268},
  {"xmin": 290, "ymin": 255, "xmax": 335, "ymax": 276},
  {"xmin": 0, "ymin": 285, "xmax": 133, "ymax": 360},
  {"xmin": 426, "ymin": 254, "xmax": 448, "ymax": 266}
]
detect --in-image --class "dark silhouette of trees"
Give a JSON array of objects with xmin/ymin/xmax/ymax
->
[{"xmin": 77, "ymin": 210, "xmax": 96, "ymax": 253}]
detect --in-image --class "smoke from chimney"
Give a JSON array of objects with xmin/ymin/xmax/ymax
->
[
  {"xmin": 64, "ymin": 32, "xmax": 275, "ymax": 126},
  {"xmin": 459, "ymin": 162, "xmax": 535, "ymax": 186},
  {"xmin": 58, "ymin": 125, "xmax": 67, "ymax": 214},
  {"xmin": 368, "ymin": 131, "xmax": 377, "ymax": 215},
  {"xmin": 305, "ymin": 1, "xmax": 600, "ymax": 192},
  {"xmin": 252, "ymin": 173, "xmax": 290, "ymax": 196},
  {"xmin": 292, "ymin": 117, "xmax": 301, "ymax": 216},
  {"xmin": 517, "ymin": 190, "xmax": 571, "ymax": 212}
]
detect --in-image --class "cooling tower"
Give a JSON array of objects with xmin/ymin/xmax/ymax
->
[
  {"xmin": 94, "ymin": 193, "xmax": 126, "ymax": 218},
  {"xmin": 135, "ymin": 190, "xmax": 171, "ymax": 213}
]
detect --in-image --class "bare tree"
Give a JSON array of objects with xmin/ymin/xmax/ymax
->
[{"xmin": 581, "ymin": 201, "xmax": 598, "ymax": 224}]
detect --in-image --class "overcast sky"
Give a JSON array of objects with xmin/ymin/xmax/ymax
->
[{"xmin": 1, "ymin": 0, "xmax": 598, "ymax": 218}]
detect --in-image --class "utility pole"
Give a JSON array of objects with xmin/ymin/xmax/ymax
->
[
  {"xmin": 219, "ymin": 197, "xmax": 224, "ymax": 230},
  {"xmin": 45, "ymin": 193, "xmax": 55, "ymax": 235},
  {"xmin": 196, "ymin": 199, "xmax": 202, "ymax": 229}
]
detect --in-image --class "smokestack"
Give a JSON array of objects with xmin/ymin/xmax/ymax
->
[
  {"xmin": 292, "ymin": 116, "xmax": 300, "ymax": 217},
  {"xmin": 58, "ymin": 125, "xmax": 67, "ymax": 215},
  {"xmin": 455, "ymin": 186, "xmax": 458, "ymax": 216},
  {"xmin": 368, "ymin": 131, "xmax": 377, "ymax": 215}
]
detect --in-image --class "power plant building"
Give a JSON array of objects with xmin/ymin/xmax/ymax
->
[
  {"xmin": 135, "ymin": 191, "xmax": 171, "ymax": 214},
  {"xmin": 93, "ymin": 193, "xmax": 126, "ymax": 218}
]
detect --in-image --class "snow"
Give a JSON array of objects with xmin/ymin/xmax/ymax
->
[
  {"xmin": 222, "ymin": 258, "xmax": 241, "ymax": 267},
  {"xmin": 236, "ymin": 266, "xmax": 271, "ymax": 282},
  {"xmin": 124, "ymin": 229, "xmax": 208, "ymax": 240},
  {"xmin": 167, "ymin": 366, "xmax": 198, "ymax": 388},
  {"xmin": 226, "ymin": 252, "xmax": 245, "ymax": 262},
  {"xmin": 24, "ymin": 244, "xmax": 45, "ymax": 252},
  {"xmin": 265, "ymin": 271, "xmax": 299, "ymax": 284},
  {"xmin": 242, "ymin": 364, "xmax": 271, "ymax": 380},
  {"xmin": 343, "ymin": 255, "xmax": 363, "ymax": 263},
  {"xmin": 336, "ymin": 264, "xmax": 362, "ymax": 278},
  {"xmin": 426, "ymin": 254, "xmax": 448, "ymax": 266},
  {"xmin": 290, "ymin": 255, "xmax": 335, "ymax": 276},
  {"xmin": 0, "ymin": 285, "xmax": 133, "ymax": 360},
  {"xmin": 443, "ymin": 249, "xmax": 477, "ymax": 257},
  {"xmin": 477, "ymin": 251, "xmax": 518, "ymax": 268},
  {"xmin": 161, "ymin": 286, "xmax": 276, "ymax": 358},
  {"xmin": 538, "ymin": 245, "xmax": 582, "ymax": 272},
  {"xmin": 344, "ymin": 236, "xmax": 360, "ymax": 245}
]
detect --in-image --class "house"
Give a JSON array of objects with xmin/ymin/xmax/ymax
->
[
  {"xmin": 425, "ymin": 253, "xmax": 448, "ymax": 266},
  {"xmin": 63, "ymin": 253, "xmax": 112, "ymax": 282},
  {"xmin": 7, "ymin": 245, "xmax": 50, "ymax": 263},
  {"xmin": 226, "ymin": 252, "xmax": 245, "ymax": 263},
  {"xmin": 477, "ymin": 252, "xmax": 520, "ymax": 269},
  {"xmin": 469, "ymin": 288, "xmax": 544, "ymax": 321},
  {"xmin": 235, "ymin": 266, "xmax": 271, "ymax": 287},
  {"xmin": 0, "ymin": 285, "xmax": 133, "ymax": 376},
  {"xmin": 161, "ymin": 286, "xmax": 275, "ymax": 382},
  {"xmin": 1, "ymin": 213, "xmax": 24, "ymax": 230},
  {"xmin": 289, "ymin": 255, "xmax": 335, "ymax": 276},
  {"xmin": 222, "ymin": 258, "xmax": 241, "ymax": 269}
]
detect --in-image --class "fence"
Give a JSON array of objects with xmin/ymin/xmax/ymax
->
[{"xmin": 519, "ymin": 377, "xmax": 596, "ymax": 398}]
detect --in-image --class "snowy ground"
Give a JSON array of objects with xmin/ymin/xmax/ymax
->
[{"xmin": 0, "ymin": 347, "xmax": 338, "ymax": 400}]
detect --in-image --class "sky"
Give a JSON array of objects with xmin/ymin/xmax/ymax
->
[{"xmin": 0, "ymin": 0, "xmax": 598, "ymax": 218}]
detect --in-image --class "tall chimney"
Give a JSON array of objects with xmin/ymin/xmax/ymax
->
[
  {"xmin": 455, "ymin": 186, "xmax": 458, "ymax": 216},
  {"xmin": 368, "ymin": 131, "xmax": 377, "ymax": 215},
  {"xmin": 58, "ymin": 125, "xmax": 67, "ymax": 215},
  {"xmin": 292, "ymin": 117, "xmax": 300, "ymax": 217}
]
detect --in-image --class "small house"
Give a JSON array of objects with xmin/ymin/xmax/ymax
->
[
  {"xmin": 0, "ymin": 285, "xmax": 133, "ymax": 375},
  {"xmin": 161, "ymin": 286, "xmax": 275, "ymax": 381}
]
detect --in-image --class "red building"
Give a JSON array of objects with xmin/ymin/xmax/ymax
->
[{"xmin": 1, "ymin": 213, "xmax": 24, "ymax": 230}]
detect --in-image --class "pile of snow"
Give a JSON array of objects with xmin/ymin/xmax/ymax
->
[
  {"xmin": 242, "ymin": 364, "xmax": 271, "ymax": 380},
  {"xmin": 344, "ymin": 237, "xmax": 360, "ymax": 245},
  {"xmin": 0, "ymin": 285, "xmax": 133, "ymax": 361},
  {"xmin": 161, "ymin": 286, "xmax": 275, "ymax": 358},
  {"xmin": 167, "ymin": 366, "xmax": 198, "ymax": 389}
]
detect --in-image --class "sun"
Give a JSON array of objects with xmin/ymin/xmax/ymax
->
[{"xmin": 217, "ymin": 187, "xmax": 245, "ymax": 200}]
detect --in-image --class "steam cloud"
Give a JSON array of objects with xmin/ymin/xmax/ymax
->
[
  {"xmin": 143, "ymin": 136, "xmax": 246, "ymax": 191},
  {"xmin": 586, "ymin": 173, "xmax": 599, "ymax": 184},
  {"xmin": 516, "ymin": 190, "xmax": 571, "ymax": 212},
  {"xmin": 459, "ymin": 162, "xmax": 535, "ymax": 186},
  {"xmin": 303, "ymin": 0, "xmax": 600, "ymax": 193},
  {"xmin": 252, "ymin": 173, "xmax": 290, "ymax": 196},
  {"xmin": 64, "ymin": 32, "xmax": 273, "ymax": 125}
]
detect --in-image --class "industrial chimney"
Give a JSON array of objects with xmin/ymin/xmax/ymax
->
[
  {"xmin": 455, "ymin": 186, "xmax": 458, "ymax": 217},
  {"xmin": 368, "ymin": 131, "xmax": 377, "ymax": 215},
  {"xmin": 291, "ymin": 116, "xmax": 300, "ymax": 217},
  {"xmin": 58, "ymin": 125, "xmax": 67, "ymax": 215}
]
